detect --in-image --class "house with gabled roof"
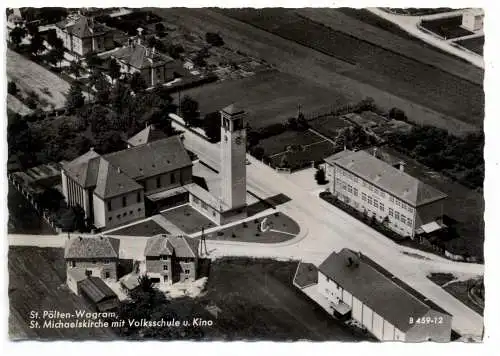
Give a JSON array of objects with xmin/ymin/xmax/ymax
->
[
  {"xmin": 126, "ymin": 124, "xmax": 168, "ymax": 148},
  {"xmin": 144, "ymin": 234, "xmax": 200, "ymax": 286},
  {"xmin": 65, "ymin": 235, "xmax": 120, "ymax": 295},
  {"xmin": 61, "ymin": 136, "xmax": 193, "ymax": 230},
  {"xmin": 323, "ymin": 149, "xmax": 447, "ymax": 238},
  {"xmin": 55, "ymin": 14, "xmax": 114, "ymax": 56},
  {"xmin": 111, "ymin": 37, "xmax": 184, "ymax": 87},
  {"xmin": 293, "ymin": 249, "xmax": 452, "ymax": 342}
]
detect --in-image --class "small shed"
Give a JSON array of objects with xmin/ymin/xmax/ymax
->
[{"xmin": 78, "ymin": 276, "xmax": 119, "ymax": 312}]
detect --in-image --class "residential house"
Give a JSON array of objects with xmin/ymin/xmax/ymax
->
[
  {"xmin": 294, "ymin": 249, "xmax": 452, "ymax": 342},
  {"xmin": 323, "ymin": 149, "xmax": 447, "ymax": 238},
  {"xmin": 55, "ymin": 14, "xmax": 114, "ymax": 56},
  {"xmin": 61, "ymin": 136, "xmax": 193, "ymax": 229},
  {"xmin": 144, "ymin": 234, "xmax": 200, "ymax": 286},
  {"xmin": 111, "ymin": 40, "xmax": 183, "ymax": 87},
  {"xmin": 126, "ymin": 124, "xmax": 168, "ymax": 148},
  {"xmin": 65, "ymin": 235, "xmax": 120, "ymax": 290}
]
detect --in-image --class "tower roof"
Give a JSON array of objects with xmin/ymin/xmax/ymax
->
[{"xmin": 221, "ymin": 104, "xmax": 245, "ymax": 116}]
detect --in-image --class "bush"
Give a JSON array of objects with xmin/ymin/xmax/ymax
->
[
  {"xmin": 205, "ymin": 32, "xmax": 224, "ymax": 46},
  {"xmin": 8, "ymin": 81, "xmax": 18, "ymax": 96},
  {"xmin": 314, "ymin": 167, "xmax": 327, "ymax": 185}
]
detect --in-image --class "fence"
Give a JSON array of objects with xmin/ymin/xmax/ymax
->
[{"xmin": 8, "ymin": 173, "xmax": 61, "ymax": 232}]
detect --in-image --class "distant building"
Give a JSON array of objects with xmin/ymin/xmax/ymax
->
[
  {"xmin": 324, "ymin": 149, "xmax": 447, "ymax": 238},
  {"xmin": 126, "ymin": 124, "xmax": 168, "ymax": 148},
  {"xmin": 65, "ymin": 235, "xmax": 120, "ymax": 286},
  {"xmin": 55, "ymin": 15, "xmax": 114, "ymax": 56},
  {"xmin": 111, "ymin": 36, "xmax": 183, "ymax": 87},
  {"xmin": 68, "ymin": 273, "xmax": 119, "ymax": 311},
  {"xmin": 61, "ymin": 136, "xmax": 193, "ymax": 229},
  {"xmin": 7, "ymin": 8, "xmax": 24, "ymax": 28},
  {"xmin": 462, "ymin": 9, "xmax": 484, "ymax": 32},
  {"xmin": 144, "ymin": 234, "xmax": 200, "ymax": 286},
  {"xmin": 294, "ymin": 249, "xmax": 453, "ymax": 342},
  {"xmin": 185, "ymin": 104, "xmax": 248, "ymax": 225}
]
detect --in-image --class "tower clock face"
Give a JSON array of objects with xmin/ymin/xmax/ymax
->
[{"xmin": 235, "ymin": 137, "xmax": 242, "ymax": 145}]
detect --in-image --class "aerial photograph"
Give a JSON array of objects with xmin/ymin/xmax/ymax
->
[{"xmin": 6, "ymin": 7, "xmax": 484, "ymax": 342}]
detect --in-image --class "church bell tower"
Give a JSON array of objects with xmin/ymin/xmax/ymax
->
[{"xmin": 220, "ymin": 104, "xmax": 247, "ymax": 210}]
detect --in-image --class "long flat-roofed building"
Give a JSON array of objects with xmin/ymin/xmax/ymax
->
[
  {"xmin": 294, "ymin": 249, "xmax": 452, "ymax": 342},
  {"xmin": 324, "ymin": 149, "xmax": 447, "ymax": 238}
]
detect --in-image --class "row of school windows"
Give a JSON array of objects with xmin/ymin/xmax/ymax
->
[
  {"xmin": 107, "ymin": 192, "xmax": 142, "ymax": 211},
  {"xmin": 193, "ymin": 196, "xmax": 217, "ymax": 218},
  {"xmin": 108, "ymin": 207, "xmax": 142, "ymax": 222},
  {"xmin": 388, "ymin": 208, "xmax": 413, "ymax": 227},
  {"xmin": 336, "ymin": 168, "xmax": 414, "ymax": 213}
]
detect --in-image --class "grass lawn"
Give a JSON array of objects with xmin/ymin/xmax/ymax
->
[
  {"xmin": 421, "ymin": 16, "xmax": 474, "ymax": 39},
  {"xmin": 161, "ymin": 205, "xmax": 216, "ymax": 234},
  {"xmin": 8, "ymin": 247, "xmax": 117, "ymax": 339},
  {"xmin": 174, "ymin": 70, "xmax": 346, "ymax": 128},
  {"xmin": 259, "ymin": 129, "xmax": 325, "ymax": 156},
  {"xmin": 293, "ymin": 262, "xmax": 318, "ymax": 288},
  {"xmin": 207, "ymin": 211, "xmax": 299, "ymax": 243},
  {"xmin": 428, "ymin": 273, "xmax": 484, "ymax": 316},
  {"xmin": 108, "ymin": 220, "xmax": 168, "ymax": 236},
  {"xmin": 194, "ymin": 258, "xmax": 372, "ymax": 341},
  {"xmin": 7, "ymin": 48, "xmax": 70, "ymax": 109},
  {"xmin": 455, "ymin": 36, "xmax": 484, "ymax": 56}
]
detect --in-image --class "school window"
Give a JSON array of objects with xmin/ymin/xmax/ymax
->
[
  {"xmin": 122, "ymin": 196, "xmax": 127, "ymax": 207},
  {"xmin": 104, "ymin": 260, "xmax": 110, "ymax": 264},
  {"xmin": 407, "ymin": 219, "xmax": 413, "ymax": 227},
  {"xmin": 367, "ymin": 197, "xmax": 373, "ymax": 205},
  {"xmin": 107, "ymin": 201, "xmax": 112, "ymax": 211},
  {"xmin": 156, "ymin": 176, "xmax": 161, "ymax": 188},
  {"xmin": 185, "ymin": 269, "xmax": 190, "ymax": 274},
  {"xmin": 380, "ymin": 191, "xmax": 385, "ymax": 198},
  {"xmin": 71, "ymin": 261, "xmax": 76, "ymax": 267},
  {"xmin": 137, "ymin": 191, "xmax": 141, "ymax": 203},
  {"xmin": 342, "ymin": 183, "xmax": 347, "ymax": 190},
  {"xmin": 395, "ymin": 211, "xmax": 400, "ymax": 220},
  {"xmin": 170, "ymin": 173, "xmax": 176, "ymax": 184},
  {"xmin": 369, "ymin": 185, "xmax": 373, "ymax": 192},
  {"xmin": 401, "ymin": 216, "xmax": 406, "ymax": 224},
  {"xmin": 353, "ymin": 188, "xmax": 358, "ymax": 197},
  {"xmin": 105, "ymin": 272, "xmax": 110, "ymax": 278},
  {"xmin": 389, "ymin": 196, "xmax": 394, "ymax": 203},
  {"xmin": 373, "ymin": 200, "xmax": 379, "ymax": 209},
  {"xmin": 347, "ymin": 185, "xmax": 352, "ymax": 193},
  {"xmin": 336, "ymin": 178, "xmax": 341, "ymax": 185},
  {"xmin": 362, "ymin": 193, "xmax": 367, "ymax": 202},
  {"xmin": 380, "ymin": 203, "xmax": 384, "ymax": 212},
  {"xmin": 374, "ymin": 188, "xmax": 378, "ymax": 195},
  {"xmin": 389, "ymin": 208, "xmax": 394, "ymax": 217},
  {"xmin": 163, "ymin": 265, "xmax": 168, "ymax": 270},
  {"xmin": 408, "ymin": 207, "xmax": 414, "ymax": 213}
]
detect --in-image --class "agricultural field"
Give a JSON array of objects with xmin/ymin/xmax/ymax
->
[
  {"xmin": 8, "ymin": 247, "xmax": 117, "ymax": 339},
  {"xmin": 6, "ymin": 48, "xmax": 70, "ymax": 110},
  {"xmin": 153, "ymin": 8, "xmax": 480, "ymax": 134},
  {"xmin": 175, "ymin": 70, "xmax": 345, "ymax": 128},
  {"xmin": 420, "ymin": 16, "xmax": 474, "ymax": 39},
  {"xmin": 455, "ymin": 36, "xmax": 484, "ymax": 56},
  {"xmin": 219, "ymin": 8, "xmax": 484, "ymax": 130}
]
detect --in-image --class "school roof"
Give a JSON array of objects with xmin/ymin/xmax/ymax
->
[
  {"xmin": 126, "ymin": 124, "xmax": 168, "ymax": 147},
  {"xmin": 318, "ymin": 249, "xmax": 451, "ymax": 332},
  {"xmin": 144, "ymin": 234, "xmax": 199, "ymax": 259},
  {"xmin": 64, "ymin": 235, "xmax": 120, "ymax": 259},
  {"xmin": 62, "ymin": 136, "xmax": 192, "ymax": 199},
  {"xmin": 78, "ymin": 277, "xmax": 117, "ymax": 303},
  {"xmin": 324, "ymin": 150, "xmax": 447, "ymax": 207}
]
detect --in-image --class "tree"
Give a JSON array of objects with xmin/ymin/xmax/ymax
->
[
  {"xmin": 8, "ymin": 81, "xmax": 18, "ymax": 96},
  {"xmin": 85, "ymin": 51, "xmax": 104, "ymax": 70},
  {"xmin": 46, "ymin": 46, "xmax": 65, "ymax": 68},
  {"xmin": 205, "ymin": 32, "xmax": 224, "ymax": 46},
  {"xmin": 29, "ymin": 33, "xmax": 45, "ymax": 57},
  {"xmin": 129, "ymin": 72, "xmax": 148, "ymax": 93},
  {"xmin": 314, "ymin": 167, "xmax": 327, "ymax": 185},
  {"xmin": 155, "ymin": 23, "xmax": 166, "ymax": 37},
  {"xmin": 202, "ymin": 112, "xmax": 221, "ymax": 142},
  {"xmin": 69, "ymin": 61, "xmax": 82, "ymax": 78},
  {"xmin": 180, "ymin": 96, "xmax": 199, "ymax": 127},
  {"xmin": 108, "ymin": 58, "xmax": 121, "ymax": 84},
  {"xmin": 9, "ymin": 27, "xmax": 26, "ymax": 47},
  {"xmin": 251, "ymin": 146, "xmax": 265, "ymax": 160},
  {"xmin": 47, "ymin": 33, "xmax": 64, "ymax": 50},
  {"xmin": 167, "ymin": 43, "xmax": 184, "ymax": 59},
  {"xmin": 91, "ymin": 72, "xmax": 112, "ymax": 105},
  {"xmin": 66, "ymin": 83, "xmax": 85, "ymax": 111}
]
